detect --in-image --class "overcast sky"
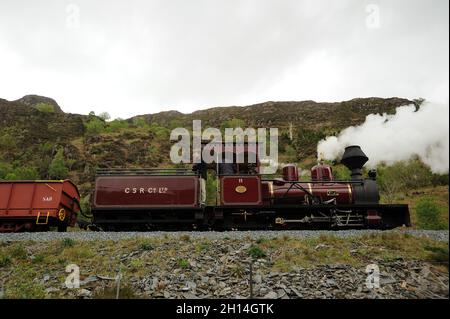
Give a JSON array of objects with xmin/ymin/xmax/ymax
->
[{"xmin": 0, "ymin": 0, "xmax": 448, "ymax": 119}]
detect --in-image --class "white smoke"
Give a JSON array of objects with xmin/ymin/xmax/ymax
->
[{"xmin": 317, "ymin": 101, "xmax": 449, "ymax": 174}]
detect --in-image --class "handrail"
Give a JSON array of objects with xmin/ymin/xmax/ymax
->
[
  {"xmin": 263, "ymin": 179, "xmax": 365, "ymax": 184},
  {"xmin": 96, "ymin": 168, "xmax": 199, "ymax": 176}
]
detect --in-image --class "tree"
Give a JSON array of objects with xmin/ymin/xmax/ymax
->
[
  {"xmin": 292, "ymin": 128, "xmax": 326, "ymax": 159},
  {"xmin": 98, "ymin": 112, "xmax": 111, "ymax": 121},
  {"xmin": 149, "ymin": 124, "xmax": 169, "ymax": 139},
  {"xmin": 85, "ymin": 117, "xmax": 105, "ymax": 135},
  {"xmin": 377, "ymin": 160, "xmax": 433, "ymax": 197},
  {"xmin": 332, "ymin": 164, "xmax": 351, "ymax": 181},
  {"xmin": 377, "ymin": 164, "xmax": 405, "ymax": 203},
  {"xmin": 169, "ymin": 119, "xmax": 183, "ymax": 130},
  {"xmin": 0, "ymin": 161, "xmax": 12, "ymax": 179},
  {"xmin": 133, "ymin": 117, "xmax": 149, "ymax": 128},
  {"xmin": 3, "ymin": 167, "xmax": 39, "ymax": 180},
  {"xmin": 48, "ymin": 147, "xmax": 69, "ymax": 179},
  {"xmin": 0, "ymin": 133, "xmax": 17, "ymax": 149}
]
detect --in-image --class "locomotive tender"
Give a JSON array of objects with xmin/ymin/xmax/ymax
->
[{"xmin": 91, "ymin": 145, "xmax": 411, "ymax": 231}]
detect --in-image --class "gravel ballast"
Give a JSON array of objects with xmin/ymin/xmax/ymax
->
[{"xmin": 0, "ymin": 229, "xmax": 448, "ymax": 242}]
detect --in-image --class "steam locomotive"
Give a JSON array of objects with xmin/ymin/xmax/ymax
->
[{"xmin": 91, "ymin": 145, "xmax": 410, "ymax": 231}]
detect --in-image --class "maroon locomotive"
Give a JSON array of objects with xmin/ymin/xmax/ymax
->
[{"xmin": 91, "ymin": 145, "xmax": 410, "ymax": 230}]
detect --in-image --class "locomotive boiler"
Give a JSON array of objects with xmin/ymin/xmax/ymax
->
[{"xmin": 91, "ymin": 144, "xmax": 410, "ymax": 231}]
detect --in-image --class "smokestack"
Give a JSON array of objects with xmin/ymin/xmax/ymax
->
[{"xmin": 340, "ymin": 145, "xmax": 368, "ymax": 180}]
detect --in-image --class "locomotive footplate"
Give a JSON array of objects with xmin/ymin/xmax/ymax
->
[
  {"xmin": 214, "ymin": 203, "xmax": 410, "ymax": 230},
  {"xmin": 91, "ymin": 203, "xmax": 409, "ymax": 231},
  {"xmin": 266, "ymin": 203, "xmax": 410, "ymax": 229}
]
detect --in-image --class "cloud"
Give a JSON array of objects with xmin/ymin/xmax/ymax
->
[{"xmin": 0, "ymin": 0, "xmax": 448, "ymax": 118}]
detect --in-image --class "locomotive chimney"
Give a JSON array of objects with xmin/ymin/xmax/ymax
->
[{"xmin": 340, "ymin": 145, "xmax": 368, "ymax": 180}]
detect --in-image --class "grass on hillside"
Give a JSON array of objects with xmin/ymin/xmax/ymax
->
[{"xmin": 380, "ymin": 186, "xmax": 449, "ymax": 229}]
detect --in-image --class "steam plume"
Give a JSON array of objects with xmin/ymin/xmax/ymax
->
[{"xmin": 317, "ymin": 101, "xmax": 449, "ymax": 174}]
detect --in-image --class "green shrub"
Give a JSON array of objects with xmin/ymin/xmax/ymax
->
[
  {"xmin": 61, "ymin": 238, "xmax": 75, "ymax": 248},
  {"xmin": 0, "ymin": 133, "xmax": 17, "ymax": 149},
  {"xmin": 180, "ymin": 234, "xmax": 190, "ymax": 242},
  {"xmin": 424, "ymin": 245, "xmax": 449, "ymax": 263},
  {"xmin": 3, "ymin": 172, "xmax": 18, "ymax": 180},
  {"xmin": 79, "ymin": 195, "xmax": 91, "ymax": 217},
  {"xmin": 278, "ymin": 131, "xmax": 291, "ymax": 154},
  {"xmin": 248, "ymin": 245, "xmax": 266, "ymax": 259},
  {"xmin": 93, "ymin": 285, "xmax": 140, "ymax": 299},
  {"xmin": 149, "ymin": 124, "xmax": 170, "ymax": 139},
  {"xmin": 178, "ymin": 259, "xmax": 190, "ymax": 269},
  {"xmin": 431, "ymin": 173, "xmax": 449, "ymax": 186},
  {"xmin": 107, "ymin": 119, "xmax": 129, "ymax": 132},
  {"xmin": 206, "ymin": 172, "xmax": 217, "ymax": 205},
  {"xmin": 48, "ymin": 147, "xmax": 69, "ymax": 179},
  {"xmin": 292, "ymin": 128, "xmax": 326, "ymax": 158},
  {"xmin": 85, "ymin": 117, "xmax": 105, "ymax": 135},
  {"xmin": 0, "ymin": 255, "xmax": 11, "ymax": 267},
  {"xmin": 34, "ymin": 103, "xmax": 55, "ymax": 113},
  {"xmin": 416, "ymin": 198, "xmax": 445, "ymax": 230},
  {"xmin": 3, "ymin": 166, "xmax": 39, "ymax": 180},
  {"xmin": 220, "ymin": 118, "xmax": 246, "ymax": 132},
  {"xmin": 230, "ymin": 264, "xmax": 245, "ymax": 278},
  {"xmin": 98, "ymin": 112, "xmax": 111, "ymax": 121},
  {"xmin": 139, "ymin": 241, "xmax": 153, "ymax": 251},
  {"xmin": 10, "ymin": 245, "xmax": 27, "ymax": 259},
  {"xmin": 255, "ymin": 237, "xmax": 267, "ymax": 244},
  {"xmin": 38, "ymin": 142, "xmax": 54, "ymax": 155},
  {"xmin": 133, "ymin": 117, "xmax": 149, "ymax": 128},
  {"xmin": 168, "ymin": 119, "xmax": 183, "ymax": 129},
  {"xmin": 332, "ymin": 164, "xmax": 351, "ymax": 181},
  {"xmin": 197, "ymin": 242, "xmax": 210, "ymax": 252},
  {"xmin": 32, "ymin": 254, "xmax": 45, "ymax": 263},
  {"xmin": 4, "ymin": 281, "xmax": 46, "ymax": 299},
  {"xmin": 284, "ymin": 145, "xmax": 297, "ymax": 159},
  {"xmin": 0, "ymin": 161, "xmax": 12, "ymax": 179},
  {"xmin": 19, "ymin": 169, "xmax": 34, "ymax": 179},
  {"xmin": 377, "ymin": 159, "xmax": 436, "ymax": 202},
  {"xmin": 378, "ymin": 160, "xmax": 433, "ymax": 191}
]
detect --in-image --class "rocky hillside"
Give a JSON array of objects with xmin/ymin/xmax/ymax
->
[
  {"xmin": 133, "ymin": 97, "xmax": 416, "ymax": 129},
  {"xmin": 0, "ymin": 95, "xmax": 416, "ymax": 197}
]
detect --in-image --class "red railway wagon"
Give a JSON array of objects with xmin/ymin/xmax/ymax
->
[{"xmin": 0, "ymin": 180, "xmax": 81, "ymax": 232}]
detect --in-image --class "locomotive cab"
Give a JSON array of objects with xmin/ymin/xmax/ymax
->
[{"xmin": 213, "ymin": 142, "xmax": 263, "ymax": 206}]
